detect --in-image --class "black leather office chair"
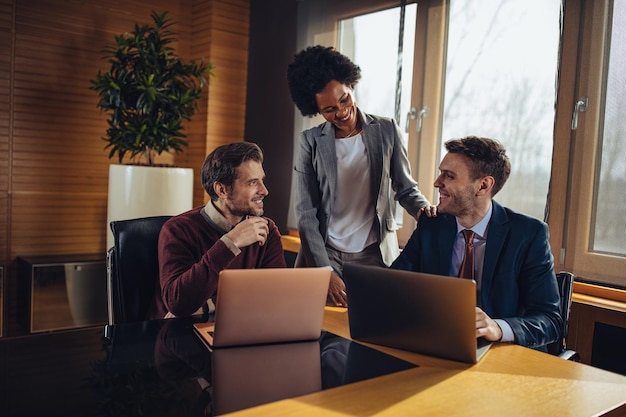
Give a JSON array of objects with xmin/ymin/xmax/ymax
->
[
  {"xmin": 547, "ymin": 271, "xmax": 580, "ymax": 361},
  {"xmin": 106, "ymin": 215, "xmax": 172, "ymax": 326}
]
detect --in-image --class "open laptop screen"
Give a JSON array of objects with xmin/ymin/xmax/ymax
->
[
  {"xmin": 343, "ymin": 263, "xmax": 491, "ymax": 363},
  {"xmin": 194, "ymin": 267, "xmax": 331, "ymax": 348}
]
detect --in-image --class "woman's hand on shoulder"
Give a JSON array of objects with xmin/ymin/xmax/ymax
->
[{"xmin": 419, "ymin": 205, "xmax": 438, "ymax": 218}]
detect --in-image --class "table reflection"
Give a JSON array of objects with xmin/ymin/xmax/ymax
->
[
  {"xmin": 95, "ymin": 319, "xmax": 211, "ymax": 417},
  {"xmin": 146, "ymin": 318, "xmax": 417, "ymax": 416},
  {"xmin": 211, "ymin": 340, "xmax": 321, "ymax": 415}
]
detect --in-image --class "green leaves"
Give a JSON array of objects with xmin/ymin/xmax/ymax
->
[{"xmin": 90, "ymin": 11, "xmax": 213, "ymax": 166}]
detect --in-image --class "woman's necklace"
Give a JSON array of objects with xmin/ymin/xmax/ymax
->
[{"xmin": 336, "ymin": 124, "xmax": 361, "ymax": 138}]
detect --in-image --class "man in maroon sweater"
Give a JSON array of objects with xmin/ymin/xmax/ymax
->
[{"xmin": 150, "ymin": 142, "xmax": 286, "ymax": 319}]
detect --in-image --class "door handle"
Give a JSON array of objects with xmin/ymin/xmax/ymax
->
[
  {"xmin": 416, "ymin": 106, "xmax": 430, "ymax": 132},
  {"xmin": 405, "ymin": 107, "xmax": 417, "ymax": 133},
  {"xmin": 571, "ymin": 96, "xmax": 588, "ymax": 130},
  {"xmin": 405, "ymin": 106, "xmax": 430, "ymax": 133}
]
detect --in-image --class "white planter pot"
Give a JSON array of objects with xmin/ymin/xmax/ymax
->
[{"xmin": 106, "ymin": 164, "xmax": 194, "ymax": 248}]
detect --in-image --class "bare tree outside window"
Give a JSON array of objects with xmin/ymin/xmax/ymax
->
[{"xmin": 441, "ymin": 0, "xmax": 561, "ymax": 220}]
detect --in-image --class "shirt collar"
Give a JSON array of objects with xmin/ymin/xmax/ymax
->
[
  {"xmin": 456, "ymin": 201, "xmax": 493, "ymax": 238},
  {"xmin": 203, "ymin": 200, "xmax": 234, "ymax": 233}
]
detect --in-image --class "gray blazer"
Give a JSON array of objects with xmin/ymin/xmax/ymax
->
[{"xmin": 293, "ymin": 109, "xmax": 430, "ymax": 268}]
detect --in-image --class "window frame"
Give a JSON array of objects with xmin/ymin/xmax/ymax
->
[
  {"xmin": 397, "ymin": 0, "xmax": 447, "ymax": 245},
  {"xmin": 549, "ymin": 0, "xmax": 625, "ymax": 294}
]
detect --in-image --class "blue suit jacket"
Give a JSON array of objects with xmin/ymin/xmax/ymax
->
[{"xmin": 391, "ymin": 201, "xmax": 562, "ymax": 350}]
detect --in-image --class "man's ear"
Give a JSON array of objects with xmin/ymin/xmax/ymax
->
[
  {"xmin": 213, "ymin": 182, "xmax": 228, "ymax": 199},
  {"xmin": 477, "ymin": 176, "xmax": 495, "ymax": 196}
]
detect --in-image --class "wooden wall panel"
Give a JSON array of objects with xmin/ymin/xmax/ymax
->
[
  {"xmin": 9, "ymin": 0, "xmax": 132, "ymax": 286},
  {"xmin": 1, "ymin": 0, "xmax": 250, "ymax": 336},
  {"xmin": 179, "ymin": 0, "xmax": 211, "ymax": 206},
  {"xmin": 185, "ymin": 0, "xmax": 250, "ymax": 206},
  {"xmin": 0, "ymin": 195, "xmax": 6, "ymax": 265},
  {"xmin": 10, "ymin": 192, "xmax": 108, "ymax": 256},
  {"xmin": 0, "ymin": 0, "xmax": 13, "ymax": 338},
  {"xmin": 0, "ymin": 0, "xmax": 12, "ymax": 271}
]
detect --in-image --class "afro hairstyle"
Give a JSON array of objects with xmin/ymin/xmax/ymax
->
[{"xmin": 287, "ymin": 45, "xmax": 361, "ymax": 117}]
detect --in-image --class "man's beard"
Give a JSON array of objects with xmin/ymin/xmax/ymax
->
[{"xmin": 226, "ymin": 197, "xmax": 264, "ymax": 218}]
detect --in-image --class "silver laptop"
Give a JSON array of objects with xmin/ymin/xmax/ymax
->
[
  {"xmin": 193, "ymin": 268, "xmax": 331, "ymax": 350},
  {"xmin": 342, "ymin": 264, "xmax": 491, "ymax": 363}
]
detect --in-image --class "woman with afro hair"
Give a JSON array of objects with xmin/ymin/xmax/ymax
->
[{"xmin": 287, "ymin": 45, "xmax": 436, "ymax": 307}]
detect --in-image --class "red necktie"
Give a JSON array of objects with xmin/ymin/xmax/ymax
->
[{"xmin": 458, "ymin": 229, "xmax": 475, "ymax": 280}]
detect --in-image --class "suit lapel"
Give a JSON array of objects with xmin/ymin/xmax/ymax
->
[
  {"xmin": 361, "ymin": 111, "xmax": 383, "ymax": 200},
  {"xmin": 438, "ymin": 215, "xmax": 458, "ymax": 274},
  {"xmin": 481, "ymin": 201, "xmax": 508, "ymax": 304},
  {"xmin": 317, "ymin": 122, "xmax": 338, "ymax": 205}
]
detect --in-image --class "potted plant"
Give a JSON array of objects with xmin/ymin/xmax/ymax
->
[{"xmin": 91, "ymin": 11, "xmax": 213, "ymax": 248}]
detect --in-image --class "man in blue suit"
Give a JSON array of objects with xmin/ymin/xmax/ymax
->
[{"xmin": 391, "ymin": 136, "xmax": 562, "ymax": 351}]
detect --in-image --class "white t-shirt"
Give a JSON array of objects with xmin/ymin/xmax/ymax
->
[{"xmin": 327, "ymin": 133, "xmax": 377, "ymax": 253}]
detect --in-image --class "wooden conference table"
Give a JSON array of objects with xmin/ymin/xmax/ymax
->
[
  {"xmin": 231, "ymin": 307, "xmax": 626, "ymax": 417},
  {"xmin": 1, "ymin": 307, "xmax": 625, "ymax": 417}
]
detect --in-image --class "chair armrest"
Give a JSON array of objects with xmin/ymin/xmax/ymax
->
[
  {"xmin": 106, "ymin": 247, "xmax": 115, "ymax": 326},
  {"xmin": 559, "ymin": 349, "xmax": 581, "ymax": 362}
]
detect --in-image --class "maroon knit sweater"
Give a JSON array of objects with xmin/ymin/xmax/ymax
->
[{"xmin": 150, "ymin": 206, "xmax": 286, "ymax": 319}]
